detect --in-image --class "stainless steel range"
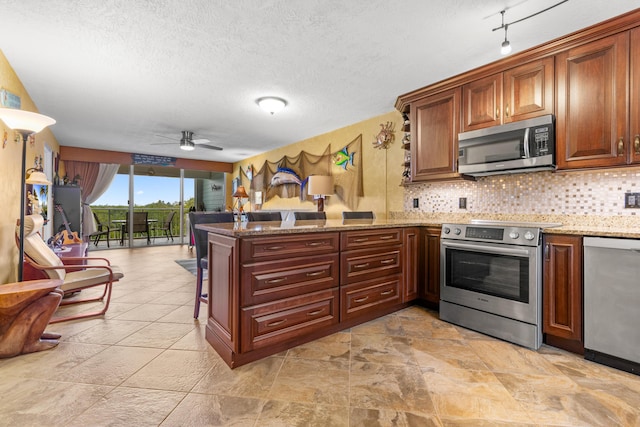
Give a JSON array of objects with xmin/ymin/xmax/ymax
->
[{"xmin": 439, "ymin": 220, "xmax": 559, "ymax": 350}]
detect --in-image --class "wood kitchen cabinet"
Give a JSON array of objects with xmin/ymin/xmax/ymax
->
[
  {"xmin": 543, "ymin": 234, "xmax": 584, "ymax": 354},
  {"xmin": 403, "ymin": 227, "xmax": 419, "ymax": 302},
  {"xmin": 419, "ymin": 226, "xmax": 441, "ymax": 308},
  {"xmin": 409, "ymin": 88, "xmax": 461, "ymax": 181},
  {"xmin": 462, "ymin": 58, "xmax": 554, "ymax": 132},
  {"xmin": 555, "ymin": 32, "xmax": 639, "ymax": 169}
]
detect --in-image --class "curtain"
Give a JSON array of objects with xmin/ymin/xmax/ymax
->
[{"xmin": 63, "ymin": 161, "xmax": 119, "ymax": 238}]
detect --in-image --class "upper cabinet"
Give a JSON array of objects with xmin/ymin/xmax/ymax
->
[
  {"xmin": 410, "ymin": 88, "xmax": 461, "ymax": 182},
  {"xmin": 462, "ymin": 58, "xmax": 554, "ymax": 132},
  {"xmin": 555, "ymin": 33, "xmax": 632, "ymax": 169},
  {"xmin": 630, "ymin": 28, "xmax": 640, "ymax": 165}
]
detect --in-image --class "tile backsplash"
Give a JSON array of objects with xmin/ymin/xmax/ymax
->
[{"xmin": 403, "ymin": 166, "xmax": 640, "ymax": 217}]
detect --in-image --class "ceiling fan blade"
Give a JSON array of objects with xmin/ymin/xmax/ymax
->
[
  {"xmin": 199, "ymin": 144, "xmax": 223, "ymax": 151},
  {"xmin": 192, "ymin": 138, "xmax": 211, "ymax": 144},
  {"xmin": 150, "ymin": 141, "xmax": 175, "ymax": 145},
  {"xmin": 154, "ymin": 134, "xmax": 178, "ymax": 141}
]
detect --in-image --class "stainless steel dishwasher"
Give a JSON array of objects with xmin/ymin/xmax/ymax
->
[{"xmin": 584, "ymin": 237, "xmax": 640, "ymax": 375}]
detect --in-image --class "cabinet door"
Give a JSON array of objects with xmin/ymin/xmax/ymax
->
[
  {"xmin": 403, "ymin": 228, "xmax": 419, "ymax": 302},
  {"xmin": 411, "ymin": 88, "xmax": 461, "ymax": 181},
  {"xmin": 543, "ymin": 234, "xmax": 583, "ymax": 353},
  {"xmin": 555, "ymin": 33, "xmax": 629, "ymax": 169},
  {"xmin": 631, "ymin": 28, "xmax": 640, "ymax": 165},
  {"xmin": 420, "ymin": 227, "xmax": 441, "ymax": 306},
  {"xmin": 462, "ymin": 73, "xmax": 502, "ymax": 131},
  {"xmin": 503, "ymin": 57, "xmax": 554, "ymax": 123}
]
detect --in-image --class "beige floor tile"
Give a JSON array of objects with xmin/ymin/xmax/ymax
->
[
  {"xmin": 411, "ymin": 338, "xmax": 488, "ymax": 373},
  {"xmin": 170, "ymin": 324, "xmax": 219, "ymax": 352},
  {"xmin": 349, "ymin": 407, "xmax": 443, "ymax": 427},
  {"xmin": 351, "ymin": 313, "xmax": 406, "ymax": 336},
  {"xmin": 158, "ymin": 304, "xmax": 205, "ymax": 324},
  {"xmin": 285, "ymin": 330, "xmax": 351, "ymax": 362},
  {"xmin": 149, "ymin": 291, "xmax": 194, "ymax": 305},
  {"xmin": 122, "ymin": 349, "xmax": 219, "ymax": 391},
  {"xmin": 268, "ymin": 358, "xmax": 350, "ymax": 406},
  {"xmin": 65, "ymin": 319, "xmax": 151, "ymax": 345},
  {"xmin": 258, "ymin": 401, "xmax": 349, "ymax": 426},
  {"xmin": 66, "ymin": 387, "xmax": 185, "ymax": 427},
  {"xmin": 50, "ymin": 345, "xmax": 163, "ymax": 386},
  {"xmin": 192, "ymin": 356, "xmax": 284, "ymax": 399},
  {"xmin": 160, "ymin": 393, "xmax": 264, "ymax": 426},
  {"xmin": 350, "ymin": 333, "xmax": 417, "ymax": 365},
  {"xmin": 350, "ymin": 361, "xmax": 435, "ymax": 415},
  {"xmin": 468, "ymin": 339, "xmax": 564, "ymax": 376},
  {"xmin": 116, "ymin": 322, "xmax": 195, "ymax": 348},
  {"xmin": 113, "ymin": 303, "xmax": 182, "ymax": 321}
]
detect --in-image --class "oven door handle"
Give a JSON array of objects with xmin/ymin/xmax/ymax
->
[{"xmin": 442, "ymin": 241, "xmax": 531, "ymax": 257}]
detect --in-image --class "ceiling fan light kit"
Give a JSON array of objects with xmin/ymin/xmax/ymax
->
[
  {"xmin": 256, "ymin": 97, "xmax": 287, "ymax": 115},
  {"xmin": 180, "ymin": 139, "xmax": 195, "ymax": 151},
  {"xmin": 153, "ymin": 129, "xmax": 223, "ymax": 151}
]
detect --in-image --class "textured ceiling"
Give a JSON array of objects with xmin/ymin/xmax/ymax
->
[{"xmin": 0, "ymin": 1, "xmax": 638, "ymax": 164}]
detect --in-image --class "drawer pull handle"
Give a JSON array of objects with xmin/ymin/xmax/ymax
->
[
  {"xmin": 354, "ymin": 238, "xmax": 369, "ymax": 242},
  {"xmin": 635, "ymin": 135, "xmax": 640, "ymax": 154},
  {"xmin": 306, "ymin": 271, "xmax": 324, "ymax": 277},
  {"xmin": 354, "ymin": 296, "xmax": 369, "ymax": 303},
  {"xmin": 379, "ymin": 235, "xmax": 394, "ymax": 240},
  {"xmin": 307, "ymin": 309, "xmax": 324, "ymax": 316},
  {"xmin": 306, "ymin": 241, "xmax": 325, "ymax": 247},
  {"xmin": 380, "ymin": 259, "xmax": 395, "ymax": 264},
  {"xmin": 354, "ymin": 262, "xmax": 370, "ymax": 269},
  {"xmin": 266, "ymin": 319, "xmax": 287, "ymax": 327},
  {"xmin": 266, "ymin": 246, "xmax": 284, "ymax": 251},
  {"xmin": 618, "ymin": 138, "xmax": 624, "ymax": 156},
  {"xmin": 266, "ymin": 277, "xmax": 287, "ymax": 284},
  {"xmin": 380, "ymin": 289, "xmax": 394, "ymax": 296}
]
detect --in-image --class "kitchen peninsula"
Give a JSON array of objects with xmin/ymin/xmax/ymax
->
[{"xmin": 197, "ymin": 219, "xmax": 422, "ymax": 368}]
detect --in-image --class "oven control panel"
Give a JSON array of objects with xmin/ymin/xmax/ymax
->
[{"xmin": 442, "ymin": 223, "xmax": 542, "ymax": 246}]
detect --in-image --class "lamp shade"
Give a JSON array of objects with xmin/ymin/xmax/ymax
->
[
  {"xmin": 307, "ymin": 175, "xmax": 333, "ymax": 196},
  {"xmin": 0, "ymin": 108, "xmax": 56, "ymax": 132},
  {"xmin": 232, "ymin": 185, "xmax": 249, "ymax": 198},
  {"xmin": 26, "ymin": 170, "xmax": 52, "ymax": 185}
]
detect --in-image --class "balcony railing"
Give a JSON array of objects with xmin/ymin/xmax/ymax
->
[{"xmin": 91, "ymin": 207, "xmax": 189, "ymax": 243}]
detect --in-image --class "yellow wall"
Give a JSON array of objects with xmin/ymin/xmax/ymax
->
[
  {"xmin": 232, "ymin": 111, "xmax": 405, "ymax": 219},
  {"xmin": 0, "ymin": 50, "xmax": 60, "ymax": 284}
]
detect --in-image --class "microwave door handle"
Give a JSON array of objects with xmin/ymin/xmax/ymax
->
[
  {"xmin": 442, "ymin": 241, "xmax": 531, "ymax": 257},
  {"xmin": 523, "ymin": 127, "xmax": 531, "ymax": 158}
]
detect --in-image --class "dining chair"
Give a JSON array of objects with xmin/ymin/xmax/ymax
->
[
  {"xmin": 293, "ymin": 211, "xmax": 326, "ymax": 220},
  {"xmin": 120, "ymin": 211, "xmax": 150, "ymax": 245},
  {"xmin": 157, "ymin": 211, "xmax": 176, "ymax": 241},
  {"xmin": 342, "ymin": 211, "xmax": 375, "ymax": 220},
  {"xmin": 247, "ymin": 211, "xmax": 282, "ymax": 222},
  {"xmin": 89, "ymin": 211, "xmax": 111, "ymax": 247},
  {"xmin": 188, "ymin": 211, "xmax": 234, "ymax": 318},
  {"xmin": 18, "ymin": 214, "xmax": 124, "ymax": 323}
]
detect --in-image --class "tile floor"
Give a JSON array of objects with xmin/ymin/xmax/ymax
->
[{"xmin": 1, "ymin": 244, "xmax": 639, "ymax": 426}]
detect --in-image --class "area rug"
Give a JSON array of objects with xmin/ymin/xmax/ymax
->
[{"xmin": 175, "ymin": 259, "xmax": 197, "ymax": 276}]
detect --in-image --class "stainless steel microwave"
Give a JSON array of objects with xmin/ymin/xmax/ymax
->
[{"xmin": 458, "ymin": 115, "xmax": 555, "ymax": 177}]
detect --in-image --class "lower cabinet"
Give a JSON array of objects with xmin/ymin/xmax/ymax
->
[
  {"xmin": 542, "ymin": 234, "xmax": 584, "ymax": 354},
  {"xmin": 206, "ymin": 227, "xmax": 413, "ymax": 368},
  {"xmin": 420, "ymin": 226, "xmax": 441, "ymax": 307}
]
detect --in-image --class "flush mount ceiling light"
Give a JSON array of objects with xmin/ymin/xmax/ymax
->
[
  {"xmin": 256, "ymin": 97, "xmax": 287, "ymax": 115},
  {"xmin": 492, "ymin": 0, "xmax": 568, "ymax": 56}
]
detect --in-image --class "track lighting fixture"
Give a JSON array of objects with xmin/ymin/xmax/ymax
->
[{"xmin": 501, "ymin": 14, "xmax": 512, "ymax": 55}]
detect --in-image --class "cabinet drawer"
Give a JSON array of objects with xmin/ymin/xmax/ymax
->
[
  {"xmin": 341, "ymin": 229, "xmax": 403, "ymax": 250},
  {"xmin": 341, "ymin": 247, "xmax": 402, "ymax": 285},
  {"xmin": 241, "ymin": 232, "xmax": 339, "ymax": 263},
  {"xmin": 241, "ymin": 254, "xmax": 339, "ymax": 306},
  {"xmin": 241, "ymin": 288, "xmax": 339, "ymax": 352},
  {"xmin": 341, "ymin": 275, "xmax": 402, "ymax": 321}
]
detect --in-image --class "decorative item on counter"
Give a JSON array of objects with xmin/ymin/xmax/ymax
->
[
  {"xmin": 232, "ymin": 185, "xmax": 249, "ymax": 222},
  {"xmin": 333, "ymin": 146, "xmax": 355, "ymax": 170},
  {"xmin": 372, "ymin": 121, "xmax": 394, "ymax": 149}
]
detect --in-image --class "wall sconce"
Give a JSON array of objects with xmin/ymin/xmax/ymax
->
[
  {"xmin": 232, "ymin": 185, "xmax": 250, "ymax": 222},
  {"xmin": 307, "ymin": 175, "xmax": 333, "ymax": 212},
  {"xmin": 0, "ymin": 108, "xmax": 56, "ymax": 282},
  {"xmin": 256, "ymin": 97, "xmax": 287, "ymax": 115}
]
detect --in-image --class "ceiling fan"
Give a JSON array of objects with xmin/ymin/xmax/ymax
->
[{"xmin": 153, "ymin": 130, "xmax": 223, "ymax": 151}]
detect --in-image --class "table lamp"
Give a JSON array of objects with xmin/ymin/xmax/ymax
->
[
  {"xmin": 232, "ymin": 185, "xmax": 249, "ymax": 222},
  {"xmin": 307, "ymin": 175, "xmax": 333, "ymax": 212},
  {"xmin": 0, "ymin": 108, "xmax": 56, "ymax": 282}
]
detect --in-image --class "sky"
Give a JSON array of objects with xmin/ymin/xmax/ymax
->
[{"xmin": 94, "ymin": 174, "xmax": 194, "ymax": 206}]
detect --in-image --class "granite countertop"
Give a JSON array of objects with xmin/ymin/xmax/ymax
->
[{"xmin": 197, "ymin": 214, "xmax": 640, "ymax": 239}]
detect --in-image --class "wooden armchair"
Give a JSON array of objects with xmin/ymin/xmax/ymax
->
[{"xmin": 18, "ymin": 214, "xmax": 124, "ymax": 323}]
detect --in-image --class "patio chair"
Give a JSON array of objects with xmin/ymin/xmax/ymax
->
[
  {"xmin": 188, "ymin": 211, "xmax": 234, "ymax": 318},
  {"xmin": 293, "ymin": 211, "xmax": 326, "ymax": 220},
  {"xmin": 18, "ymin": 214, "xmax": 124, "ymax": 323},
  {"xmin": 157, "ymin": 211, "xmax": 176, "ymax": 241},
  {"xmin": 120, "ymin": 211, "xmax": 151, "ymax": 245},
  {"xmin": 89, "ymin": 211, "xmax": 111, "ymax": 247},
  {"xmin": 247, "ymin": 211, "xmax": 282, "ymax": 221}
]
